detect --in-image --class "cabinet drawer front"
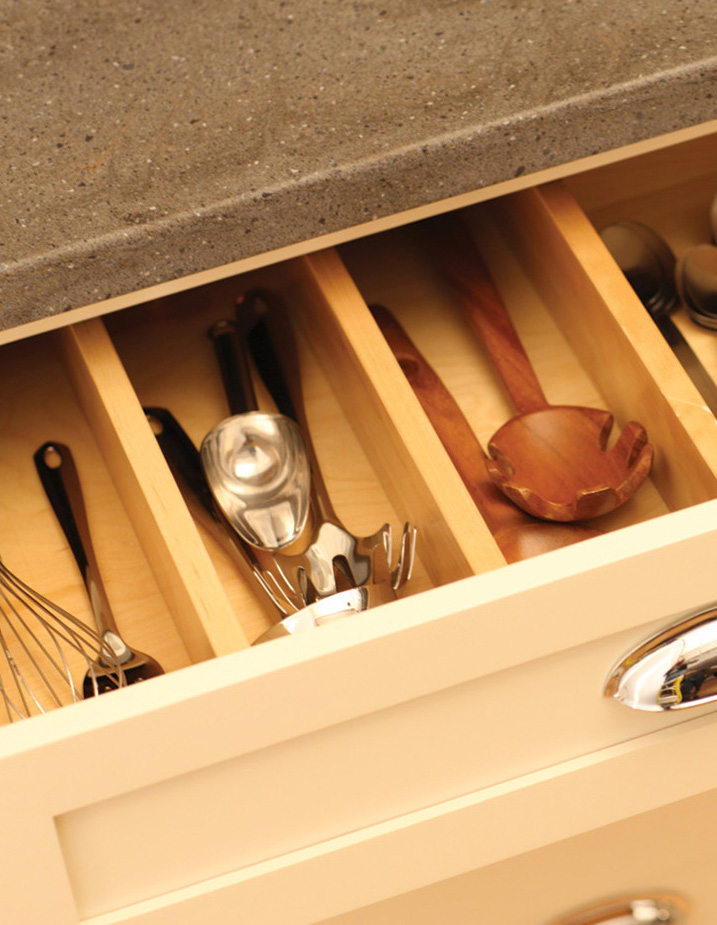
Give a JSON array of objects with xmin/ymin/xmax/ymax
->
[
  {"xmin": 46, "ymin": 712, "xmax": 717, "ymax": 924},
  {"xmin": 1, "ymin": 133, "xmax": 717, "ymax": 922},
  {"xmin": 315, "ymin": 729, "xmax": 717, "ymax": 925}
]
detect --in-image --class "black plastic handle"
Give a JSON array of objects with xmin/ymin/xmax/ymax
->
[
  {"xmin": 33, "ymin": 441, "xmax": 118, "ymax": 637},
  {"xmin": 208, "ymin": 319, "xmax": 258, "ymax": 416},
  {"xmin": 143, "ymin": 406, "xmax": 218, "ymax": 519},
  {"xmin": 241, "ymin": 290, "xmax": 298, "ymax": 421},
  {"xmin": 34, "ymin": 442, "xmax": 89, "ymax": 577}
]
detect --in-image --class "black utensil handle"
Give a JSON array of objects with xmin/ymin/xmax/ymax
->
[
  {"xmin": 208, "ymin": 319, "xmax": 258, "ymax": 416},
  {"xmin": 241, "ymin": 290, "xmax": 299, "ymax": 421},
  {"xmin": 33, "ymin": 441, "xmax": 118, "ymax": 636},
  {"xmin": 34, "ymin": 442, "xmax": 89, "ymax": 577},
  {"xmin": 143, "ymin": 406, "xmax": 218, "ymax": 519}
]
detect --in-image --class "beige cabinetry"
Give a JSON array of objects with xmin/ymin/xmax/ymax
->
[{"xmin": 2, "ymin": 128, "xmax": 717, "ymax": 923}]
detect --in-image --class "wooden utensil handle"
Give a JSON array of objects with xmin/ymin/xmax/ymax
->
[
  {"xmin": 370, "ymin": 305, "xmax": 528, "ymax": 537},
  {"xmin": 423, "ymin": 214, "xmax": 548, "ymax": 415},
  {"xmin": 371, "ymin": 305, "xmax": 602, "ymax": 561}
]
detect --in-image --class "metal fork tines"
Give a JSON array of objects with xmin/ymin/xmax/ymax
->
[{"xmin": 270, "ymin": 519, "xmax": 416, "ymax": 607}]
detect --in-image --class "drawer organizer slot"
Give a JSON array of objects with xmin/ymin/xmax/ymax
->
[
  {"xmin": 2, "ymin": 135, "xmax": 717, "ymax": 726},
  {"xmin": 339, "ymin": 185, "xmax": 717, "ymax": 530},
  {"xmin": 0, "ymin": 331, "xmax": 194, "ymax": 720}
]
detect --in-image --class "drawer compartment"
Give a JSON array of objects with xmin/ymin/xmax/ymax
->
[
  {"xmin": 339, "ymin": 182, "xmax": 717, "ymax": 533},
  {"xmin": 0, "ymin": 331, "xmax": 194, "ymax": 719},
  {"xmin": 84, "ymin": 169, "xmax": 717, "ymax": 660},
  {"xmin": 101, "ymin": 266, "xmax": 471, "ymax": 643}
]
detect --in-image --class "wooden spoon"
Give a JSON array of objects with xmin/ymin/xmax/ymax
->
[
  {"xmin": 422, "ymin": 214, "xmax": 654, "ymax": 522},
  {"xmin": 370, "ymin": 305, "xmax": 601, "ymax": 562}
]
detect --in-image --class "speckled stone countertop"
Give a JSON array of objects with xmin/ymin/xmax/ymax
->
[{"xmin": 1, "ymin": 0, "xmax": 717, "ymax": 329}]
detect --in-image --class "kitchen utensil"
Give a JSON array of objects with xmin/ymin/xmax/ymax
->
[
  {"xmin": 0, "ymin": 557, "xmax": 127, "ymax": 721},
  {"xmin": 601, "ymin": 221, "xmax": 717, "ymax": 414},
  {"xmin": 425, "ymin": 214, "xmax": 654, "ymax": 522},
  {"xmin": 146, "ymin": 405, "xmax": 308, "ymax": 616},
  {"xmin": 201, "ymin": 319, "xmax": 311, "ymax": 550},
  {"xmin": 34, "ymin": 442, "xmax": 164, "ymax": 693},
  {"xmin": 677, "ymin": 242, "xmax": 717, "ymax": 330},
  {"xmin": 370, "ymin": 304, "xmax": 601, "ymax": 562},
  {"xmin": 145, "ymin": 406, "xmax": 400, "ymax": 640},
  {"xmin": 242, "ymin": 288, "xmax": 416, "ymax": 601}
]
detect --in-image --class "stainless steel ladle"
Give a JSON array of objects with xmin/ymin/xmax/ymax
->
[{"xmin": 145, "ymin": 406, "xmax": 404, "ymax": 642}]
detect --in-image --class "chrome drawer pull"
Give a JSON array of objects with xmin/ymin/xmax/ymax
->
[
  {"xmin": 605, "ymin": 605, "xmax": 717, "ymax": 711},
  {"xmin": 548, "ymin": 894, "xmax": 687, "ymax": 924}
]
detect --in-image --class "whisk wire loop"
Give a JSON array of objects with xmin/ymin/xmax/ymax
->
[{"xmin": 0, "ymin": 560, "xmax": 126, "ymax": 722}]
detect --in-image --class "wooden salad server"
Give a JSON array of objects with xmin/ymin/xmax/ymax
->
[
  {"xmin": 370, "ymin": 305, "xmax": 601, "ymax": 562},
  {"xmin": 423, "ymin": 214, "xmax": 654, "ymax": 522}
]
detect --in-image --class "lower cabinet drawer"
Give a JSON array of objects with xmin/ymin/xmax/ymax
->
[
  {"xmin": 1, "ymin": 132, "xmax": 717, "ymax": 922},
  {"xmin": 316, "ymin": 729, "xmax": 717, "ymax": 925}
]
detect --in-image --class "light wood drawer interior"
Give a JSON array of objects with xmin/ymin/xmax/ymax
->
[
  {"xmin": 0, "ymin": 331, "xmax": 195, "ymax": 717},
  {"xmin": 2, "ymin": 133, "xmax": 717, "ymax": 725},
  {"xmin": 565, "ymin": 131, "xmax": 717, "ymax": 412}
]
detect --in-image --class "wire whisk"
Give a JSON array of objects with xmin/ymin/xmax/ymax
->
[{"xmin": 0, "ymin": 559, "xmax": 126, "ymax": 723}]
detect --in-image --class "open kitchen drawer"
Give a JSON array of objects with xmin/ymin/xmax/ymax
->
[{"xmin": 2, "ymin": 131, "xmax": 717, "ymax": 923}]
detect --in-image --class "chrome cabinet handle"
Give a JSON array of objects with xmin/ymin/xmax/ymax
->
[
  {"xmin": 548, "ymin": 894, "xmax": 688, "ymax": 924},
  {"xmin": 605, "ymin": 605, "xmax": 717, "ymax": 711}
]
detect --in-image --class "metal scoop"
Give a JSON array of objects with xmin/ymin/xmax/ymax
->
[
  {"xmin": 242, "ymin": 289, "xmax": 416, "ymax": 602},
  {"xmin": 145, "ymin": 406, "xmax": 403, "ymax": 642},
  {"xmin": 200, "ymin": 318, "xmax": 311, "ymax": 550},
  {"xmin": 34, "ymin": 442, "xmax": 164, "ymax": 694}
]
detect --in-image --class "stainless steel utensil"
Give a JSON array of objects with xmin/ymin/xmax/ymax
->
[
  {"xmin": 0, "ymin": 556, "xmax": 127, "ymax": 721},
  {"xmin": 34, "ymin": 442, "xmax": 164, "ymax": 693},
  {"xmin": 146, "ymin": 407, "xmax": 403, "ymax": 641},
  {"xmin": 601, "ymin": 220, "xmax": 717, "ymax": 415},
  {"xmin": 201, "ymin": 319, "xmax": 311, "ymax": 550},
  {"xmin": 145, "ymin": 405, "xmax": 308, "ymax": 618},
  {"xmin": 677, "ymin": 242, "xmax": 717, "ymax": 330},
  {"xmin": 242, "ymin": 289, "xmax": 416, "ymax": 603}
]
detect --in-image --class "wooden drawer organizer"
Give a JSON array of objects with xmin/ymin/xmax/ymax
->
[
  {"xmin": 8, "ymin": 135, "xmax": 717, "ymax": 676},
  {"xmin": 4, "ymin": 131, "xmax": 717, "ymax": 924}
]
